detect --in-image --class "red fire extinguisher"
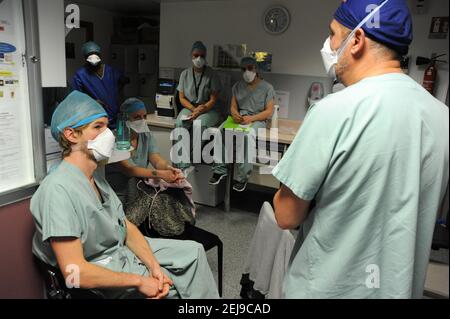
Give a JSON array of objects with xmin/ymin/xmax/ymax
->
[
  {"xmin": 423, "ymin": 61, "xmax": 437, "ymax": 95},
  {"xmin": 417, "ymin": 54, "xmax": 447, "ymax": 97}
]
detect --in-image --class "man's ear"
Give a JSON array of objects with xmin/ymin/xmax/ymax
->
[
  {"xmin": 350, "ymin": 29, "xmax": 366, "ymax": 58},
  {"xmin": 63, "ymin": 128, "xmax": 80, "ymax": 144}
]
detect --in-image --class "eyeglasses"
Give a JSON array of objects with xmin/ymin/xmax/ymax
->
[
  {"xmin": 193, "ymin": 54, "xmax": 205, "ymax": 58},
  {"xmin": 241, "ymin": 67, "xmax": 255, "ymax": 72}
]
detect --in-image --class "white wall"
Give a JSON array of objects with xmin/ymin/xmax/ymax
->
[
  {"xmin": 160, "ymin": 0, "xmax": 341, "ymax": 76},
  {"xmin": 160, "ymin": 0, "xmax": 449, "ymax": 102},
  {"xmin": 65, "ymin": 2, "xmax": 118, "ymax": 82},
  {"xmin": 408, "ymin": 0, "xmax": 449, "ymax": 103}
]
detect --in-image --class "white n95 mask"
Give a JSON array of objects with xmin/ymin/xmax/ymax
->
[
  {"xmin": 320, "ymin": 37, "xmax": 339, "ymax": 78},
  {"xmin": 87, "ymin": 128, "xmax": 116, "ymax": 162},
  {"xmin": 86, "ymin": 54, "xmax": 101, "ymax": 66},
  {"xmin": 192, "ymin": 57, "xmax": 206, "ymax": 68},
  {"xmin": 243, "ymin": 70, "xmax": 256, "ymax": 83},
  {"xmin": 127, "ymin": 119, "xmax": 150, "ymax": 134}
]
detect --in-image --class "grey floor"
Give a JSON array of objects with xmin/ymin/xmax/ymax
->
[
  {"xmin": 195, "ymin": 204, "xmax": 259, "ymax": 299},
  {"xmin": 195, "ymin": 202, "xmax": 449, "ymax": 299},
  {"xmin": 430, "ymin": 248, "xmax": 449, "ymax": 264}
]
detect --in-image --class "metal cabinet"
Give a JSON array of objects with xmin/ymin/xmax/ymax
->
[
  {"xmin": 110, "ymin": 44, "xmax": 125, "ymax": 71},
  {"xmin": 138, "ymin": 45, "xmax": 157, "ymax": 74}
]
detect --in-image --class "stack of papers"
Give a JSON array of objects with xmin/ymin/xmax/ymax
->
[{"xmin": 223, "ymin": 116, "xmax": 254, "ymax": 132}]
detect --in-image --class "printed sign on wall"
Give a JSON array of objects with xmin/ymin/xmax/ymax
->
[{"xmin": 429, "ymin": 16, "xmax": 449, "ymax": 39}]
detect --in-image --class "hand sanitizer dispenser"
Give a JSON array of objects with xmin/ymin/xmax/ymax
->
[
  {"xmin": 271, "ymin": 105, "xmax": 279, "ymax": 129},
  {"xmin": 307, "ymin": 82, "xmax": 324, "ymax": 107}
]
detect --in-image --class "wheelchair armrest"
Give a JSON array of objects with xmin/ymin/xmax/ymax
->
[{"xmin": 33, "ymin": 255, "xmax": 106, "ymax": 299}]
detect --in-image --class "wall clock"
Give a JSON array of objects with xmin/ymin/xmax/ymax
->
[{"xmin": 263, "ymin": 5, "xmax": 291, "ymax": 35}]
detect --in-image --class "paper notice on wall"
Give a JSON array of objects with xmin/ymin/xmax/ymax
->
[
  {"xmin": 0, "ymin": 111, "xmax": 22, "ymax": 187},
  {"xmin": 275, "ymin": 90, "xmax": 290, "ymax": 119},
  {"xmin": 0, "ymin": 0, "xmax": 35, "ymax": 194},
  {"xmin": 429, "ymin": 16, "xmax": 449, "ymax": 39}
]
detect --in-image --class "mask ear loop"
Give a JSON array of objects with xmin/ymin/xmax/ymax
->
[
  {"xmin": 336, "ymin": 0, "xmax": 389, "ymax": 59},
  {"xmin": 137, "ymin": 179, "xmax": 163, "ymax": 231}
]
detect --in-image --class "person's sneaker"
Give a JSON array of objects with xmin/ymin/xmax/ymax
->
[
  {"xmin": 233, "ymin": 180, "xmax": 248, "ymax": 192},
  {"xmin": 182, "ymin": 166, "xmax": 195, "ymax": 178},
  {"xmin": 209, "ymin": 173, "xmax": 228, "ymax": 185}
]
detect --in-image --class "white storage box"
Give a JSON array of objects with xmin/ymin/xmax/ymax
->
[{"xmin": 187, "ymin": 164, "xmax": 225, "ymax": 207}]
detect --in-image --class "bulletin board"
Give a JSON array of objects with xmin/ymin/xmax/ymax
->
[{"xmin": 0, "ymin": 0, "xmax": 46, "ymax": 206}]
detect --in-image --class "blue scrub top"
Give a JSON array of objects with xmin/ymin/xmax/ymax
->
[{"xmin": 71, "ymin": 65, "xmax": 124, "ymax": 127}]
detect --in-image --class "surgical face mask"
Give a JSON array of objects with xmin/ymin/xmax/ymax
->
[
  {"xmin": 243, "ymin": 70, "xmax": 257, "ymax": 83},
  {"xmin": 86, "ymin": 54, "xmax": 101, "ymax": 66},
  {"xmin": 320, "ymin": 0, "xmax": 389, "ymax": 78},
  {"xmin": 192, "ymin": 57, "xmax": 206, "ymax": 69},
  {"xmin": 87, "ymin": 128, "xmax": 116, "ymax": 162},
  {"xmin": 320, "ymin": 37, "xmax": 340, "ymax": 78},
  {"xmin": 127, "ymin": 119, "xmax": 150, "ymax": 134}
]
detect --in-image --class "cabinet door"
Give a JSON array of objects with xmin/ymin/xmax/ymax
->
[
  {"xmin": 110, "ymin": 45, "xmax": 125, "ymax": 72},
  {"xmin": 138, "ymin": 46, "xmax": 157, "ymax": 74},
  {"xmin": 139, "ymin": 74, "xmax": 157, "ymax": 97},
  {"xmin": 37, "ymin": 0, "xmax": 66, "ymax": 87},
  {"xmin": 125, "ymin": 46, "xmax": 139, "ymax": 73},
  {"xmin": 123, "ymin": 73, "xmax": 140, "ymax": 97}
]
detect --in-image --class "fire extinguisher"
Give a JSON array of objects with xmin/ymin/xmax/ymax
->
[
  {"xmin": 423, "ymin": 61, "xmax": 437, "ymax": 95},
  {"xmin": 417, "ymin": 54, "xmax": 447, "ymax": 96}
]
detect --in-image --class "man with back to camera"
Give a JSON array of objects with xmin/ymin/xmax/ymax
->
[{"xmin": 272, "ymin": 0, "xmax": 449, "ymax": 298}]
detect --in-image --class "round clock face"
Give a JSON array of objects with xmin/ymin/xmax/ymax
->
[{"xmin": 263, "ymin": 6, "xmax": 290, "ymax": 35}]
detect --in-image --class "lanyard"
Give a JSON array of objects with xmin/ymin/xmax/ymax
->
[{"xmin": 192, "ymin": 67, "xmax": 205, "ymax": 101}]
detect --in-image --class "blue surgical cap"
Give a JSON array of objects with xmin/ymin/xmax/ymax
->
[
  {"xmin": 82, "ymin": 41, "xmax": 101, "ymax": 57},
  {"xmin": 51, "ymin": 91, "xmax": 107, "ymax": 142},
  {"xmin": 191, "ymin": 41, "xmax": 207, "ymax": 54},
  {"xmin": 240, "ymin": 57, "xmax": 257, "ymax": 68},
  {"xmin": 121, "ymin": 98, "xmax": 146, "ymax": 114},
  {"xmin": 334, "ymin": 0, "xmax": 413, "ymax": 55}
]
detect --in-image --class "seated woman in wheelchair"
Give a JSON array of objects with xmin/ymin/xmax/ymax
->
[{"xmin": 30, "ymin": 91, "xmax": 219, "ymax": 299}]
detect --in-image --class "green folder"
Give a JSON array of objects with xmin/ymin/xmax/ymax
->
[{"xmin": 223, "ymin": 116, "xmax": 253, "ymax": 132}]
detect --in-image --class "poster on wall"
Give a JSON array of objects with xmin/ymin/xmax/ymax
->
[
  {"xmin": 428, "ymin": 16, "xmax": 449, "ymax": 39},
  {"xmin": 0, "ymin": 0, "xmax": 35, "ymax": 194}
]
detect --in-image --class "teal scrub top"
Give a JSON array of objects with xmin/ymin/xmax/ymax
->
[
  {"xmin": 273, "ymin": 73, "xmax": 449, "ymax": 299},
  {"xmin": 232, "ymin": 79, "xmax": 275, "ymax": 116},
  {"xmin": 31, "ymin": 161, "xmax": 139, "ymax": 274},
  {"xmin": 106, "ymin": 132, "xmax": 159, "ymax": 200},
  {"xmin": 177, "ymin": 66, "xmax": 221, "ymax": 105},
  {"xmin": 31, "ymin": 161, "xmax": 220, "ymax": 299}
]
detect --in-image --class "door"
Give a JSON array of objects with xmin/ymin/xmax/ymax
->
[
  {"xmin": 110, "ymin": 44, "xmax": 125, "ymax": 72},
  {"xmin": 125, "ymin": 45, "xmax": 138, "ymax": 73},
  {"xmin": 138, "ymin": 45, "xmax": 157, "ymax": 74}
]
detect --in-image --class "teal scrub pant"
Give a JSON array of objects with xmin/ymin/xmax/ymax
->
[
  {"xmin": 212, "ymin": 120, "xmax": 266, "ymax": 183},
  {"xmin": 109, "ymin": 238, "xmax": 220, "ymax": 299},
  {"xmin": 174, "ymin": 108, "xmax": 221, "ymax": 170}
]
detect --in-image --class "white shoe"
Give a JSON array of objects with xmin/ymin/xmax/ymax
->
[{"xmin": 183, "ymin": 166, "xmax": 195, "ymax": 178}]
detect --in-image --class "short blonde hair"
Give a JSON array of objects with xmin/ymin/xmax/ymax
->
[{"xmin": 58, "ymin": 124, "xmax": 89, "ymax": 158}]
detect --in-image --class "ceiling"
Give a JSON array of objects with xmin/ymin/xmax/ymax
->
[
  {"xmin": 74, "ymin": 0, "xmax": 160, "ymax": 14},
  {"xmin": 74, "ymin": 0, "xmax": 230, "ymax": 15}
]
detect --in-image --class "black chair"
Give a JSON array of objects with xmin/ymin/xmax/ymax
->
[
  {"xmin": 33, "ymin": 255, "xmax": 105, "ymax": 299},
  {"xmin": 140, "ymin": 222, "xmax": 223, "ymax": 297}
]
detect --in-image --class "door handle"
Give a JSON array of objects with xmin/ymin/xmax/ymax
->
[{"xmin": 30, "ymin": 56, "xmax": 40, "ymax": 63}]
